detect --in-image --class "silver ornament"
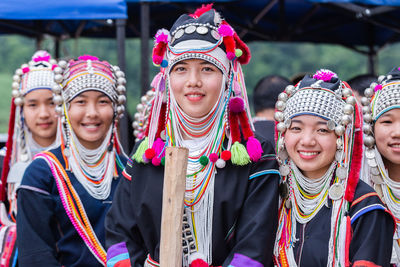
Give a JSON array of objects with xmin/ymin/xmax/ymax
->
[
  {"xmin": 275, "ymin": 100, "xmax": 286, "ymax": 111},
  {"xmin": 362, "ymin": 106, "xmax": 370, "ymax": 114},
  {"xmin": 276, "ymin": 122, "xmax": 287, "ymax": 132},
  {"xmin": 11, "ymin": 90, "xmax": 20, "ymax": 98},
  {"xmin": 14, "ymin": 97, "xmax": 23, "ymax": 106},
  {"xmin": 367, "ymin": 158, "xmax": 377, "ymax": 167},
  {"xmin": 274, "ymin": 111, "xmax": 284, "ymax": 122},
  {"xmin": 329, "ymin": 183, "xmax": 344, "ymax": 200},
  {"xmin": 343, "ymin": 104, "xmax": 354, "ymax": 115},
  {"xmin": 53, "ymin": 95, "xmax": 63, "ymax": 105},
  {"xmin": 342, "ymin": 88, "xmax": 352, "ymax": 98},
  {"xmin": 335, "ymin": 125, "xmax": 345, "ymax": 136},
  {"xmin": 55, "ymin": 105, "xmax": 63, "ymax": 115},
  {"xmin": 327, "ymin": 120, "xmax": 336, "ymax": 131},
  {"xmin": 117, "ymin": 85, "xmax": 126, "ymax": 94},
  {"xmin": 278, "ymin": 92, "xmax": 288, "ymax": 102},
  {"xmin": 117, "ymin": 77, "xmax": 126, "ymax": 85},
  {"xmin": 12, "ymin": 82, "xmax": 19, "ymax": 90},
  {"xmin": 53, "ymin": 66, "xmax": 63, "ymax": 75},
  {"xmin": 361, "ymin": 97, "xmax": 370, "ymax": 106},
  {"xmin": 279, "ymin": 164, "xmax": 290, "ymax": 176},
  {"xmin": 12, "ymin": 75, "xmax": 20, "ymax": 83},
  {"xmin": 378, "ymin": 75, "xmax": 385, "ymax": 83},
  {"xmin": 363, "ymin": 113, "xmax": 372, "ymax": 123},
  {"xmin": 364, "ymin": 88, "xmax": 374, "ymax": 98},
  {"xmin": 341, "ymin": 115, "xmax": 352, "ymax": 125},
  {"xmin": 115, "ymin": 70, "xmax": 125, "ymax": 78},
  {"xmin": 118, "ymin": 95, "xmax": 126, "ymax": 105},
  {"xmin": 52, "ymin": 84, "xmax": 62, "ymax": 94},
  {"xmin": 15, "ymin": 68, "xmax": 23, "ymax": 76},
  {"xmin": 362, "ymin": 124, "xmax": 372, "ymax": 134},
  {"xmin": 285, "ymin": 85, "xmax": 295, "ymax": 95},
  {"xmin": 371, "ymin": 174, "xmax": 384, "ymax": 185},
  {"xmin": 346, "ymin": 96, "xmax": 356, "ymax": 106},
  {"xmin": 364, "ymin": 135, "xmax": 375, "ymax": 147},
  {"xmin": 117, "ymin": 105, "xmax": 125, "ymax": 114},
  {"xmin": 54, "ymin": 74, "xmax": 63, "ymax": 83},
  {"xmin": 336, "ymin": 167, "xmax": 347, "ymax": 180},
  {"xmin": 285, "ymin": 199, "xmax": 292, "ymax": 209},
  {"xmin": 20, "ymin": 153, "xmax": 29, "ymax": 162},
  {"xmin": 58, "ymin": 60, "xmax": 68, "ymax": 69},
  {"xmin": 136, "ymin": 103, "xmax": 144, "ymax": 112},
  {"xmin": 64, "ymin": 147, "xmax": 71, "ymax": 157}
]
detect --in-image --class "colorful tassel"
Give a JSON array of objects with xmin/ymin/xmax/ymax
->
[
  {"xmin": 133, "ymin": 137, "xmax": 149, "ymax": 163},
  {"xmin": 233, "ymin": 32, "xmax": 251, "ymax": 65},
  {"xmin": 231, "ymin": 141, "xmax": 251, "ymax": 166},
  {"xmin": 152, "ymin": 137, "xmax": 166, "ymax": 158},
  {"xmin": 152, "ymin": 29, "xmax": 170, "ymax": 65},
  {"xmin": 246, "ymin": 136, "xmax": 263, "ymax": 162},
  {"xmin": 229, "ymin": 97, "xmax": 245, "ymax": 113}
]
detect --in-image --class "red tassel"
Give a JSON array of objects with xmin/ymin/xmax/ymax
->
[
  {"xmin": 0, "ymin": 99, "xmax": 16, "ymax": 202},
  {"xmin": 345, "ymin": 96, "xmax": 362, "ymax": 202},
  {"xmin": 233, "ymin": 32, "xmax": 251, "ymax": 65},
  {"xmin": 190, "ymin": 3, "xmax": 213, "ymax": 18},
  {"xmin": 229, "ymin": 111, "xmax": 241, "ymax": 143},
  {"xmin": 238, "ymin": 111, "xmax": 254, "ymax": 140},
  {"xmin": 345, "ymin": 215, "xmax": 352, "ymax": 267},
  {"xmin": 223, "ymin": 35, "xmax": 236, "ymax": 60},
  {"xmin": 155, "ymin": 103, "xmax": 167, "ymax": 139}
]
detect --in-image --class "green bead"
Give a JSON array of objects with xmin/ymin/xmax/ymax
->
[
  {"xmin": 161, "ymin": 157, "xmax": 165, "ymax": 166},
  {"xmin": 235, "ymin": 49, "xmax": 243, "ymax": 57},
  {"xmin": 199, "ymin": 155, "xmax": 209, "ymax": 166}
]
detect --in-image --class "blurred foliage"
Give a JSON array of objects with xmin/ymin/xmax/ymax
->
[{"xmin": 1, "ymin": 35, "xmax": 400, "ymax": 133}]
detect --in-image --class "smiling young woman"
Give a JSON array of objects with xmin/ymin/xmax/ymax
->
[
  {"xmin": 105, "ymin": 4, "xmax": 280, "ymax": 267},
  {"xmin": 273, "ymin": 69, "xmax": 394, "ymax": 267},
  {"xmin": 361, "ymin": 67, "xmax": 400, "ymax": 265},
  {"xmin": 16, "ymin": 55, "xmax": 128, "ymax": 267}
]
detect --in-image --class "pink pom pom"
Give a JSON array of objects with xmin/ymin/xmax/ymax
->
[
  {"xmin": 152, "ymin": 157, "xmax": 161, "ymax": 166},
  {"xmin": 78, "ymin": 55, "xmax": 99, "ymax": 61},
  {"xmin": 246, "ymin": 136, "xmax": 263, "ymax": 162},
  {"xmin": 145, "ymin": 148, "xmax": 156, "ymax": 160},
  {"xmin": 32, "ymin": 50, "xmax": 51, "ymax": 62},
  {"xmin": 313, "ymin": 69, "xmax": 337, "ymax": 82},
  {"xmin": 152, "ymin": 138, "xmax": 166, "ymax": 158},
  {"xmin": 22, "ymin": 67, "xmax": 30, "ymax": 73},
  {"xmin": 209, "ymin": 153, "xmax": 219, "ymax": 163},
  {"xmin": 153, "ymin": 55, "xmax": 163, "ymax": 65},
  {"xmin": 229, "ymin": 97, "xmax": 245, "ymax": 113},
  {"xmin": 155, "ymin": 29, "xmax": 170, "ymax": 44},
  {"xmin": 374, "ymin": 84, "xmax": 382, "ymax": 92},
  {"xmin": 227, "ymin": 51, "xmax": 235, "ymax": 60},
  {"xmin": 218, "ymin": 24, "xmax": 234, "ymax": 37},
  {"xmin": 51, "ymin": 64, "xmax": 58, "ymax": 70}
]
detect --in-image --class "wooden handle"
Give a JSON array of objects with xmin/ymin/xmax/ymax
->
[{"xmin": 159, "ymin": 147, "xmax": 189, "ymax": 267}]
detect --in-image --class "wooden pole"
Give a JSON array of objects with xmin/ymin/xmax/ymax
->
[{"xmin": 160, "ymin": 147, "xmax": 188, "ymax": 267}]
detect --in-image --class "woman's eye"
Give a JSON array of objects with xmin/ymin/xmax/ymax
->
[
  {"xmin": 318, "ymin": 128, "xmax": 329, "ymax": 133},
  {"xmin": 202, "ymin": 66, "xmax": 214, "ymax": 72},
  {"xmin": 174, "ymin": 66, "xmax": 185, "ymax": 72},
  {"xmin": 289, "ymin": 126, "xmax": 301, "ymax": 131}
]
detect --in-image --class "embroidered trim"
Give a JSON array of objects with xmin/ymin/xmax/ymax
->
[
  {"xmin": 350, "ymin": 204, "xmax": 386, "ymax": 224},
  {"xmin": 18, "ymin": 185, "xmax": 50, "ymax": 196},
  {"xmin": 352, "ymin": 260, "xmax": 380, "ymax": 267},
  {"xmin": 249, "ymin": 170, "xmax": 280, "ymax": 180},
  {"xmin": 350, "ymin": 192, "xmax": 379, "ymax": 207}
]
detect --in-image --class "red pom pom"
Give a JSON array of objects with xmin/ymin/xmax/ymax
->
[
  {"xmin": 221, "ymin": 150, "xmax": 231, "ymax": 161},
  {"xmin": 229, "ymin": 97, "xmax": 245, "ymax": 113},
  {"xmin": 209, "ymin": 153, "xmax": 219, "ymax": 163},
  {"xmin": 145, "ymin": 148, "xmax": 156, "ymax": 160},
  {"xmin": 152, "ymin": 157, "xmax": 161, "ymax": 166},
  {"xmin": 190, "ymin": 259, "xmax": 208, "ymax": 267}
]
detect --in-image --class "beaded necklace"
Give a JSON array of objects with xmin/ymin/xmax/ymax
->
[
  {"xmin": 166, "ymin": 71, "xmax": 230, "ymax": 265},
  {"xmin": 35, "ymin": 151, "xmax": 107, "ymax": 266}
]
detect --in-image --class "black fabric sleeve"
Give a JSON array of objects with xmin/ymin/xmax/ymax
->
[
  {"xmin": 350, "ymin": 208, "xmax": 394, "ymax": 266},
  {"xmin": 105, "ymin": 175, "xmax": 147, "ymax": 267},
  {"xmin": 222, "ymin": 140, "xmax": 280, "ymax": 267},
  {"xmin": 17, "ymin": 189, "xmax": 61, "ymax": 267}
]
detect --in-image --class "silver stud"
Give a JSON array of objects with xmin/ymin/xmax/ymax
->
[
  {"xmin": 362, "ymin": 106, "xmax": 370, "ymax": 114},
  {"xmin": 13, "ymin": 75, "xmax": 21, "ymax": 83},
  {"xmin": 185, "ymin": 25, "xmax": 196, "ymax": 34},
  {"xmin": 285, "ymin": 85, "xmax": 295, "ymax": 95},
  {"xmin": 364, "ymin": 135, "xmax": 375, "ymax": 147},
  {"xmin": 346, "ymin": 96, "xmax": 356, "ymax": 106},
  {"xmin": 278, "ymin": 92, "xmax": 288, "ymax": 102},
  {"xmin": 335, "ymin": 125, "xmax": 345, "ymax": 136},
  {"xmin": 118, "ymin": 95, "xmax": 126, "ymax": 105},
  {"xmin": 58, "ymin": 60, "xmax": 68, "ymax": 69},
  {"xmin": 136, "ymin": 103, "xmax": 144, "ymax": 112},
  {"xmin": 196, "ymin": 26, "xmax": 208, "ymax": 34},
  {"xmin": 55, "ymin": 105, "xmax": 63, "ymax": 115},
  {"xmin": 211, "ymin": 30, "xmax": 221, "ymax": 40},
  {"xmin": 341, "ymin": 115, "xmax": 352, "ymax": 125},
  {"xmin": 363, "ymin": 113, "xmax": 372, "ymax": 123},
  {"xmin": 117, "ymin": 77, "xmax": 126, "ymax": 85},
  {"xmin": 342, "ymin": 88, "xmax": 352, "ymax": 98},
  {"xmin": 12, "ymin": 82, "xmax": 20, "ymax": 90},
  {"xmin": 53, "ymin": 95, "xmax": 63, "ymax": 105},
  {"xmin": 327, "ymin": 120, "xmax": 336, "ymax": 130},
  {"xmin": 362, "ymin": 124, "xmax": 372, "ymax": 134},
  {"xmin": 364, "ymin": 88, "xmax": 374, "ymax": 98},
  {"xmin": 276, "ymin": 122, "xmax": 287, "ymax": 132},
  {"xmin": 14, "ymin": 97, "xmax": 23, "ymax": 106},
  {"xmin": 54, "ymin": 74, "xmax": 63, "ymax": 83},
  {"xmin": 52, "ymin": 84, "xmax": 62, "ymax": 94},
  {"xmin": 53, "ymin": 66, "xmax": 63, "ymax": 75},
  {"xmin": 275, "ymin": 100, "xmax": 286, "ymax": 111},
  {"xmin": 274, "ymin": 111, "xmax": 284, "ymax": 122},
  {"xmin": 11, "ymin": 90, "xmax": 20, "ymax": 98},
  {"xmin": 343, "ymin": 104, "xmax": 354, "ymax": 115},
  {"xmin": 117, "ymin": 105, "xmax": 125, "ymax": 114},
  {"xmin": 115, "ymin": 71, "xmax": 125, "ymax": 78},
  {"xmin": 378, "ymin": 75, "xmax": 385, "ymax": 83},
  {"xmin": 15, "ymin": 68, "xmax": 23, "ymax": 76}
]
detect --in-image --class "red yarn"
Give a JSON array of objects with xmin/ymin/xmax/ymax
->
[
  {"xmin": 238, "ymin": 111, "xmax": 254, "ymax": 140},
  {"xmin": 0, "ymin": 100, "xmax": 16, "ymax": 202},
  {"xmin": 223, "ymin": 35, "xmax": 235, "ymax": 59},
  {"xmin": 190, "ymin": 3, "xmax": 213, "ymax": 18},
  {"xmin": 152, "ymin": 42, "xmax": 167, "ymax": 65},
  {"xmin": 221, "ymin": 150, "xmax": 231, "ymax": 161},
  {"xmin": 229, "ymin": 111, "xmax": 241, "ymax": 143},
  {"xmin": 344, "ymin": 215, "xmax": 352, "ymax": 267},
  {"xmin": 344, "ymin": 101, "xmax": 362, "ymax": 202},
  {"xmin": 145, "ymin": 148, "xmax": 156, "ymax": 160},
  {"xmin": 156, "ymin": 103, "xmax": 167, "ymax": 139},
  {"xmin": 233, "ymin": 32, "xmax": 251, "ymax": 65}
]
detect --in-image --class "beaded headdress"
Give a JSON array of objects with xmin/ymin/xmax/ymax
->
[
  {"xmin": 361, "ymin": 67, "xmax": 400, "ymax": 221},
  {"xmin": 133, "ymin": 3, "xmax": 260, "ymax": 167},
  {"xmin": 52, "ymin": 55, "xmax": 126, "ymax": 156},
  {"xmin": 0, "ymin": 51, "xmax": 59, "ymax": 201},
  {"xmin": 274, "ymin": 69, "xmax": 363, "ymax": 266}
]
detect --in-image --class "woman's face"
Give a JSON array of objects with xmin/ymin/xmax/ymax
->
[
  {"xmin": 23, "ymin": 89, "xmax": 57, "ymax": 147},
  {"xmin": 374, "ymin": 109, "xmax": 400, "ymax": 169},
  {"xmin": 169, "ymin": 59, "xmax": 223, "ymax": 118},
  {"xmin": 67, "ymin": 90, "xmax": 114, "ymax": 150},
  {"xmin": 284, "ymin": 115, "xmax": 338, "ymax": 179}
]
